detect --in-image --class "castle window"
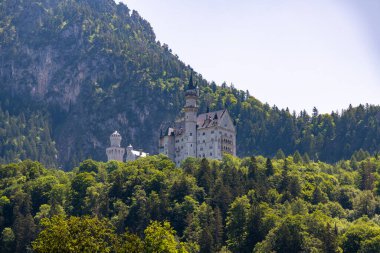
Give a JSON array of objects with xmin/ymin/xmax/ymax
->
[
  {"xmin": 211, "ymin": 131, "xmax": 214, "ymax": 134},
  {"xmin": 203, "ymin": 132, "xmax": 205, "ymax": 136},
  {"xmin": 203, "ymin": 140, "xmax": 205, "ymax": 143},
  {"xmin": 210, "ymin": 153, "xmax": 213, "ymax": 156},
  {"xmin": 190, "ymin": 133, "xmax": 192, "ymax": 136},
  {"xmin": 191, "ymin": 144, "xmax": 192, "ymax": 147}
]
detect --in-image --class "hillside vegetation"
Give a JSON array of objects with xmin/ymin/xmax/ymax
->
[
  {"xmin": 0, "ymin": 0, "xmax": 379, "ymax": 168},
  {"xmin": 1, "ymin": 155, "xmax": 380, "ymax": 252}
]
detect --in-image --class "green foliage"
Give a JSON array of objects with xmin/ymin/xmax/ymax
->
[
  {"xmin": 226, "ymin": 195, "xmax": 250, "ymax": 252},
  {"xmin": 0, "ymin": 108, "xmax": 57, "ymax": 167},
  {"xmin": 144, "ymin": 221, "xmax": 188, "ymax": 253},
  {"xmin": 1, "ymin": 227, "xmax": 15, "ymax": 253},
  {"xmin": 0, "ymin": 0, "xmax": 379, "ymax": 170},
  {"xmin": 1, "ymin": 153, "xmax": 380, "ymax": 252},
  {"xmin": 32, "ymin": 215, "xmax": 117, "ymax": 253},
  {"xmin": 341, "ymin": 218, "xmax": 380, "ymax": 253}
]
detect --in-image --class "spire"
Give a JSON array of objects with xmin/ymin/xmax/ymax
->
[{"xmin": 186, "ymin": 71, "xmax": 196, "ymax": 90}]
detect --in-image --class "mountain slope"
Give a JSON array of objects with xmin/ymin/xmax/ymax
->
[
  {"xmin": 0, "ymin": 0, "xmax": 189, "ymax": 168},
  {"xmin": 0, "ymin": 0, "xmax": 379, "ymax": 168}
]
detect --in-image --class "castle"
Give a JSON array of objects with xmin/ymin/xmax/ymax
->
[
  {"xmin": 159, "ymin": 75, "xmax": 236, "ymax": 166},
  {"xmin": 106, "ymin": 131, "xmax": 148, "ymax": 162}
]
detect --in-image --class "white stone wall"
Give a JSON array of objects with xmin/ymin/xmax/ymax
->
[
  {"xmin": 219, "ymin": 111, "xmax": 236, "ymax": 156},
  {"xmin": 106, "ymin": 147, "xmax": 125, "ymax": 162},
  {"xmin": 174, "ymin": 134, "xmax": 186, "ymax": 166},
  {"xmin": 197, "ymin": 127, "xmax": 221, "ymax": 159},
  {"xmin": 159, "ymin": 135, "xmax": 175, "ymax": 161},
  {"xmin": 220, "ymin": 129, "xmax": 235, "ymax": 156}
]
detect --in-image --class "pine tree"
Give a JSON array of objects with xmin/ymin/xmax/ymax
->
[
  {"xmin": 323, "ymin": 223, "xmax": 339, "ymax": 253},
  {"xmin": 312, "ymin": 186, "xmax": 326, "ymax": 204},
  {"xmin": 248, "ymin": 156, "xmax": 258, "ymax": 181},
  {"xmin": 265, "ymin": 158, "xmax": 274, "ymax": 177},
  {"xmin": 198, "ymin": 158, "xmax": 212, "ymax": 194},
  {"xmin": 275, "ymin": 149, "xmax": 286, "ymax": 160},
  {"xmin": 302, "ymin": 153, "xmax": 311, "ymax": 164},
  {"xmin": 293, "ymin": 151, "xmax": 302, "ymax": 164}
]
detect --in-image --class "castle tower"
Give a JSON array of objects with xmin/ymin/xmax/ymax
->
[
  {"xmin": 184, "ymin": 73, "xmax": 198, "ymax": 158},
  {"xmin": 126, "ymin": 144, "xmax": 134, "ymax": 161},
  {"xmin": 106, "ymin": 131, "xmax": 125, "ymax": 162}
]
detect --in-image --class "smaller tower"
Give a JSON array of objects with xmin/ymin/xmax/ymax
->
[
  {"xmin": 126, "ymin": 144, "xmax": 134, "ymax": 161},
  {"xmin": 106, "ymin": 131, "xmax": 125, "ymax": 162}
]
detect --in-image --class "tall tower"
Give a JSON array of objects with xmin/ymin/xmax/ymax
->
[
  {"xmin": 106, "ymin": 131, "xmax": 125, "ymax": 162},
  {"xmin": 184, "ymin": 73, "xmax": 198, "ymax": 159}
]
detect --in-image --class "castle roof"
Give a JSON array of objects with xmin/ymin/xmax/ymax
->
[
  {"xmin": 130, "ymin": 150, "xmax": 148, "ymax": 158},
  {"xmin": 159, "ymin": 109, "xmax": 232, "ymax": 138},
  {"xmin": 160, "ymin": 121, "xmax": 185, "ymax": 137},
  {"xmin": 111, "ymin": 131, "xmax": 121, "ymax": 137},
  {"xmin": 197, "ymin": 109, "xmax": 226, "ymax": 129}
]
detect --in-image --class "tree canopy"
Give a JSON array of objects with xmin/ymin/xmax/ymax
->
[{"xmin": 1, "ymin": 154, "xmax": 380, "ymax": 252}]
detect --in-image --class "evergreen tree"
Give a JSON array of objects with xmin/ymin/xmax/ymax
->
[
  {"xmin": 275, "ymin": 149, "xmax": 286, "ymax": 160},
  {"xmin": 293, "ymin": 150, "xmax": 302, "ymax": 164},
  {"xmin": 265, "ymin": 158, "xmax": 274, "ymax": 177}
]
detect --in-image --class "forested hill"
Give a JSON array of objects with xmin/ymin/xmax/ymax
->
[{"xmin": 0, "ymin": 0, "xmax": 379, "ymax": 169}]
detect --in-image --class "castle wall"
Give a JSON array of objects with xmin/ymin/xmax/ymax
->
[
  {"xmin": 159, "ymin": 135, "xmax": 175, "ymax": 161},
  {"xmin": 197, "ymin": 127, "xmax": 221, "ymax": 160},
  {"xmin": 106, "ymin": 147, "xmax": 125, "ymax": 162},
  {"xmin": 174, "ymin": 134, "xmax": 186, "ymax": 166}
]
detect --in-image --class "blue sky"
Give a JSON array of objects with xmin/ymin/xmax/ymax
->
[{"xmin": 119, "ymin": 0, "xmax": 380, "ymax": 113}]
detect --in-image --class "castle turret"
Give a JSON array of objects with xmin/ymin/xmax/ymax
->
[
  {"xmin": 184, "ymin": 73, "xmax": 198, "ymax": 159},
  {"xmin": 106, "ymin": 131, "xmax": 125, "ymax": 162}
]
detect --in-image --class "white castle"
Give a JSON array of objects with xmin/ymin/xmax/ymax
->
[
  {"xmin": 159, "ymin": 75, "xmax": 236, "ymax": 166},
  {"xmin": 106, "ymin": 131, "xmax": 148, "ymax": 162}
]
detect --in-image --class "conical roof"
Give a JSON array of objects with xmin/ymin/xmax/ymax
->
[{"xmin": 186, "ymin": 72, "xmax": 196, "ymax": 91}]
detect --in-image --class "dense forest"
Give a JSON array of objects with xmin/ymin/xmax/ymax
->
[
  {"xmin": 0, "ymin": 107, "xmax": 57, "ymax": 167},
  {"xmin": 0, "ymin": 0, "xmax": 379, "ymax": 169},
  {"xmin": 1, "ymin": 154, "xmax": 380, "ymax": 252}
]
